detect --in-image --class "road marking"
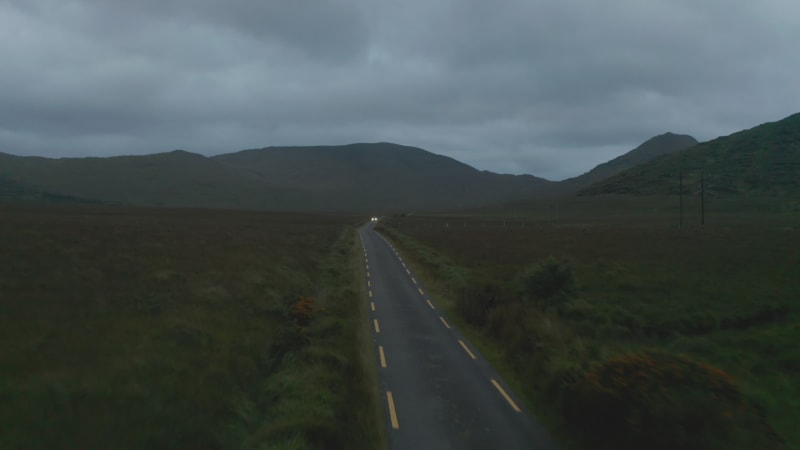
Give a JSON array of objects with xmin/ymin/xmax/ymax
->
[
  {"xmin": 366, "ymin": 265, "xmax": 369, "ymax": 271},
  {"xmin": 386, "ymin": 392, "xmax": 400, "ymax": 429},
  {"xmin": 368, "ymin": 280, "xmax": 371, "ymax": 287},
  {"xmin": 379, "ymin": 345, "xmax": 387, "ymax": 368},
  {"xmin": 411, "ymin": 277, "xmax": 417, "ymax": 284},
  {"xmin": 426, "ymin": 299, "xmax": 435, "ymax": 310},
  {"xmin": 458, "ymin": 340, "xmax": 476, "ymax": 359},
  {"xmin": 418, "ymin": 288, "xmax": 424, "ymax": 296},
  {"xmin": 374, "ymin": 319, "xmax": 381, "ymax": 333},
  {"xmin": 406, "ymin": 269, "xmax": 411, "ymax": 275},
  {"xmin": 371, "ymin": 302, "xmax": 375, "ymax": 311},
  {"xmin": 367, "ymin": 271, "xmax": 370, "ymax": 278},
  {"xmin": 439, "ymin": 317, "xmax": 450, "ymax": 328},
  {"xmin": 491, "ymin": 379, "xmax": 522, "ymax": 412},
  {"xmin": 369, "ymin": 290, "xmax": 373, "ymax": 298}
]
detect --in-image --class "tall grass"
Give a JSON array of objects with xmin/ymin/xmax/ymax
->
[{"xmin": 0, "ymin": 204, "xmax": 380, "ymax": 449}]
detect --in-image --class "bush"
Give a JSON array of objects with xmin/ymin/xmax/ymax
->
[
  {"xmin": 517, "ymin": 257, "xmax": 578, "ymax": 309},
  {"xmin": 456, "ymin": 282, "xmax": 507, "ymax": 326},
  {"xmin": 560, "ymin": 350, "xmax": 784, "ymax": 450},
  {"xmin": 290, "ymin": 296, "xmax": 314, "ymax": 327}
]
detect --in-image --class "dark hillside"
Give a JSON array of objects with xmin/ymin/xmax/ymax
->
[
  {"xmin": 582, "ymin": 112, "xmax": 800, "ymax": 197},
  {"xmin": 213, "ymin": 142, "xmax": 556, "ymax": 210},
  {"xmin": 0, "ymin": 150, "xmax": 310, "ymax": 209},
  {"xmin": 0, "ymin": 144, "xmax": 556, "ymax": 211},
  {"xmin": 561, "ymin": 132, "xmax": 697, "ymax": 190},
  {"xmin": 0, "ymin": 172, "xmax": 99, "ymax": 204}
]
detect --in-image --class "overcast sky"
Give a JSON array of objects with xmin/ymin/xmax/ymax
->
[{"xmin": 1, "ymin": 0, "xmax": 798, "ymax": 180}]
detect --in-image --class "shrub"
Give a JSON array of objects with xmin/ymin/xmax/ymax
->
[
  {"xmin": 517, "ymin": 257, "xmax": 578, "ymax": 309},
  {"xmin": 560, "ymin": 350, "xmax": 784, "ymax": 450},
  {"xmin": 290, "ymin": 296, "xmax": 314, "ymax": 327},
  {"xmin": 456, "ymin": 282, "xmax": 507, "ymax": 326}
]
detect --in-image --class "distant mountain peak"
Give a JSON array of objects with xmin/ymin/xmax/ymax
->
[
  {"xmin": 643, "ymin": 131, "xmax": 697, "ymax": 143},
  {"xmin": 164, "ymin": 149, "xmax": 205, "ymax": 157}
]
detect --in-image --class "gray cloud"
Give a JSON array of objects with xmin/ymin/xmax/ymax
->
[{"xmin": 1, "ymin": 0, "xmax": 798, "ymax": 180}]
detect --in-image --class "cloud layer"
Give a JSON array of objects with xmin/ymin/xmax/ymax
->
[{"xmin": 2, "ymin": 0, "xmax": 798, "ymax": 180}]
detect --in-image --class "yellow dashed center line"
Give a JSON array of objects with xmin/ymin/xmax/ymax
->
[
  {"xmin": 379, "ymin": 345, "xmax": 387, "ymax": 368},
  {"xmin": 491, "ymin": 379, "xmax": 522, "ymax": 412},
  {"xmin": 367, "ymin": 271, "xmax": 370, "ymax": 277},
  {"xmin": 386, "ymin": 391, "xmax": 400, "ymax": 429},
  {"xmin": 458, "ymin": 340, "xmax": 476, "ymax": 359},
  {"xmin": 373, "ymin": 319, "xmax": 381, "ymax": 333},
  {"xmin": 406, "ymin": 269, "xmax": 411, "ymax": 275},
  {"xmin": 426, "ymin": 299, "xmax": 435, "ymax": 310},
  {"xmin": 368, "ymin": 280, "xmax": 371, "ymax": 287},
  {"xmin": 371, "ymin": 302, "xmax": 376, "ymax": 311},
  {"xmin": 439, "ymin": 317, "xmax": 450, "ymax": 328},
  {"xmin": 369, "ymin": 290, "xmax": 373, "ymax": 298},
  {"xmin": 411, "ymin": 277, "xmax": 417, "ymax": 284},
  {"xmin": 417, "ymin": 288, "xmax": 424, "ymax": 296}
]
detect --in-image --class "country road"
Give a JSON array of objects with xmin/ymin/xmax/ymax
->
[{"xmin": 359, "ymin": 223, "xmax": 561, "ymax": 450}]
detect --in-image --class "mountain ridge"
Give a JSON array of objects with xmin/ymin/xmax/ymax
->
[
  {"xmin": 3, "ymin": 110, "xmax": 797, "ymax": 211},
  {"xmin": 0, "ymin": 143, "xmax": 557, "ymax": 211}
]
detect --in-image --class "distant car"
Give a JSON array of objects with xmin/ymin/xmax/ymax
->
[{"xmin": 371, "ymin": 217, "xmax": 378, "ymax": 222}]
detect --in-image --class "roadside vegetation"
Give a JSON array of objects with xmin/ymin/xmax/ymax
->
[
  {"xmin": 0, "ymin": 203, "xmax": 382, "ymax": 450},
  {"xmin": 377, "ymin": 195, "xmax": 798, "ymax": 449}
]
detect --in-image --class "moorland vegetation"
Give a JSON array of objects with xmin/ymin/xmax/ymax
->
[
  {"xmin": 0, "ymin": 204, "xmax": 382, "ymax": 450},
  {"xmin": 377, "ymin": 195, "xmax": 798, "ymax": 449}
]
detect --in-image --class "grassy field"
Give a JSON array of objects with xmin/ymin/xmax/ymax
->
[
  {"xmin": 378, "ymin": 195, "xmax": 799, "ymax": 449},
  {"xmin": 0, "ymin": 203, "xmax": 383, "ymax": 449}
]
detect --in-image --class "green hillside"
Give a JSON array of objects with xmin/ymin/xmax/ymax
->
[
  {"xmin": 582, "ymin": 113, "xmax": 800, "ymax": 197},
  {"xmin": 560, "ymin": 132, "xmax": 697, "ymax": 190}
]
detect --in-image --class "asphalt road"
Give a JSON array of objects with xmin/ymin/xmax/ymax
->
[{"xmin": 359, "ymin": 223, "xmax": 561, "ymax": 450}]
